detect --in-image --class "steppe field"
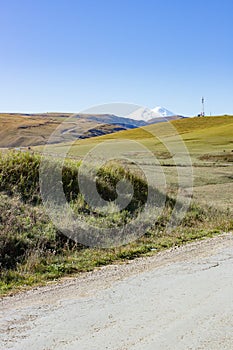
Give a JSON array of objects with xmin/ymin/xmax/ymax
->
[{"xmin": 0, "ymin": 115, "xmax": 233, "ymax": 295}]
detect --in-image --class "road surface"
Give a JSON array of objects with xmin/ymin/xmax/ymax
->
[{"xmin": 1, "ymin": 233, "xmax": 233, "ymax": 349}]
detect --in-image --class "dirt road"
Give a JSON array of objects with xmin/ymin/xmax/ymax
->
[{"xmin": 1, "ymin": 233, "xmax": 233, "ymax": 350}]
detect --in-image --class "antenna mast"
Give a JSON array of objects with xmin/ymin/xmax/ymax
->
[{"xmin": 201, "ymin": 96, "xmax": 205, "ymax": 116}]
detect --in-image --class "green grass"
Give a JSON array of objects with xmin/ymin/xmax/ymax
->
[
  {"xmin": 41, "ymin": 115, "xmax": 233, "ymax": 210},
  {"xmin": 1, "ymin": 116, "xmax": 233, "ymax": 295},
  {"xmin": 37, "ymin": 115, "xmax": 233, "ymax": 159},
  {"xmin": 0, "ymin": 150, "xmax": 233, "ymax": 296},
  {"xmin": 1, "ymin": 191, "xmax": 232, "ymax": 296}
]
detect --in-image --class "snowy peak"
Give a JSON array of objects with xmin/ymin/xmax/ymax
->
[
  {"xmin": 125, "ymin": 106, "xmax": 177, "ymax": 122},
  {"xmin": 151, "ymin": 106, "xmax": 176, "ymax": 118}
]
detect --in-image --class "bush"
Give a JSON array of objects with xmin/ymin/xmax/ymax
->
[{"xmin": 0, "ymin": 151, "xmax": 152, "ymax": 210}]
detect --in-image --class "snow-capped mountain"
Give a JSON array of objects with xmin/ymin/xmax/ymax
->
[
  {"xmin": 125, "ymin": 106, "xmax": 176, "ymax": 122},
  {"xmin": 151, "ymin": 106, "xmax": 176, "ymax": 118}
]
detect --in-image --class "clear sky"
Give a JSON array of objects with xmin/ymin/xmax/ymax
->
[{"xmin": 0, "ymin": 0, "xmax": 233, "ymax": 116}]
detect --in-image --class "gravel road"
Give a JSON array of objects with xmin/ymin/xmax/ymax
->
[{"xmin": 1, "ymin": 233, "xmax": 233, "ymax": 350}]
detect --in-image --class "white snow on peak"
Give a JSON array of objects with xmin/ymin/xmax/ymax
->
[
  {"xmin": 125, "ymin": 106, "xmax": 176, "ymax": 122},
  {"xmin": 151, "ymin": 106, "xmax": 176, "ymax": 118}
]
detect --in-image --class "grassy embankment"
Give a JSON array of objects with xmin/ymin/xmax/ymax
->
[
  {"xmin": 41, "ymin": 115, "xmax": 233, "ymax": 208},
  {"xmin": 0, "ymin": 150, "xmax": 232, "ymax": 295},
  {"xmin": 1, "ymin": 116, "xmax": 233, "ymax": 295}
]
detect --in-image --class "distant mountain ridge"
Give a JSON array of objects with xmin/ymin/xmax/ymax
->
[
  {"xmin": 73, "ymin": 114, "xmax": 148, "ymax": 128},
  {"xmin": 0, "ymin": 108, "xmax": 185, "ymax": 148}
]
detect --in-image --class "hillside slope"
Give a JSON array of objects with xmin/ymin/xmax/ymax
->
[
  {"xmin": 42, "ymin": 115, "xmax": 233, "ymax": 159},
  {"xmin": 0, "ymin": 113, "xmax": 145, "ymax": 148},
  {"xmin": 1, "ymin": 116, "xmax": 233, "ymax": 296},
  {"xmin": 0, "ymin": 112, "xmax": 187, "ymax": 148}
]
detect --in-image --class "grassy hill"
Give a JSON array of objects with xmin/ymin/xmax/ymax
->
[
  {"xmin": 39, "ymin": 115, "xmax": 233, "ymax": 209},
  {"xmin": 0, "ymin": 113, "xmax": 129, "ymax": 148},
  {"xmin": 39, "ymin": 115, "xmax": 233, "ymax": 156},
  {"xmin": 0, "ymin": 113, "xmax": 68, "ymax": 147},
  {"xmin": 0, "ymin": 115, "xmax": 233, "ymax": 295},
  {"xmin": 0, "ymin": 112, "xmax": 151, "ymax": 148}
]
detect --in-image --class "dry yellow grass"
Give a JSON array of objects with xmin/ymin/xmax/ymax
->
[
  {"xmin": 0, "ymin": 113, "xmax": 65, "ymax": 147},
  {"xmin": 0, "ymin": 113, "xmax": 126, "ymax": 148}
]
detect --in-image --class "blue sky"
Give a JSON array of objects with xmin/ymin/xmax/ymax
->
[{"xmin": 0, "ymin": 0, "xmax": 233, "ymax": 116}]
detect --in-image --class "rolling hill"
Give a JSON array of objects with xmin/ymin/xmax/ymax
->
[
  {"xmin": 39, "ymin": 115, "xmax": 233, "ymax": 211},
  {"xmin": 0, "ymin": 113, "xmax": 145, "ymax": 148},
  {"xmin": 1, "ymin": 114, "xmax": 233, "ymax": 296},
  {"xmin": 0, "ymin": 107, "xmax": 185, "ymax": 148},
  {"xmin": 41, "ymin": 115, "xmax": 233, "ymax": 159}
]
